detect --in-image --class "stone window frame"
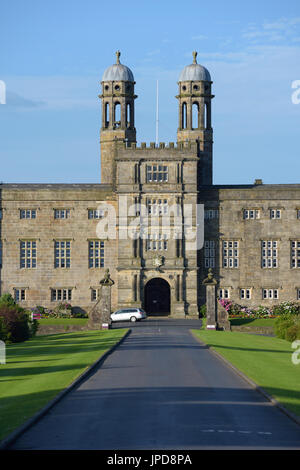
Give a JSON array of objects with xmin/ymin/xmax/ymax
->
[
  {"xmin": 20, "ymin": 239, "xmax": 37, "ymax": 269},
  {"xmin": 222, "ymin": 240, "xmax": 239, "ymax": 268},
  {"xmin": 88, "ymin": 240, "xmax": 105, "ymax": 268},
  {"xmin": 14, "ymin": 287, "xmax": 27, "ymax": 302},
  {"xmin": 146, "ymin": 164, "xmax": 168, "ymax": 183},
  {"xmin": 51, "ymin": 288, "xmax": 72, "ymax": 302},
  {"xmin": 146, "ymin": 198, "xmax": 169, "ymax": 216},
  {"xmin": 261, "ymin": 240, "xmax": 278, "ymax": 268},
  {"xmin": 88, "ymin": 208, "xmax": 105, "ymax": 219},
  {"xmin": 243, "ymin": 209, "xmax": 261, "ymax": 220},
  {"xmin": 20, "ymin": 209, "xmax": 37, "ymax": 219},
  {"xmin": 240, "ymin": 288, "xmax": 252, "ymax": 300},
  {"xmin": 296, "ymin": 209, "xmax": 300, "ymax": 220},
  {"xmin": 0, "ymin": 240, "xmax": 2, "ymax": 268},
  {"xmin": 297, "ymin": 288, "xmax": 300, "ymax": 301},
  {"xmin": 269, "ymin": 208, "xmax": 282, "ymax": 219},
  {"xmin": 54, "ymin": 240, "xmax": 71, "ymax": 269},
  {"xmin": 204, "ymin": 209, "xmax": 219, "ymax": 219},
  {"xmin": 291, "ymin": 240, "xmax": 300, "ymax": 268},
  {"xmin": 262, "ymin": 288, "xmax": 279, "ymax": 300},
  {"xmin": 219, "ymin": 288, "xmax": 230, "ymax": 299},
  {"xmin": 145, "ymin": 232, "xmax": 168, "ymax": 251},
  {"xmin": 54, "ymin": 209, "xmax": 71, "ymax": 219},
  {"xmin": 204, "ymin": 240, "xmax": 216, "ymax": 268},
  {"xmin": 90, "ymin": 287, "xmax": 101, "ymax": 301}
]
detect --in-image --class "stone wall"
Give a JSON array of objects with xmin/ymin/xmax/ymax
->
[
  {"xmin": 0, "ymin": 184, "xmax": 119, "ymax": 313},
  {"xmin": 199, "ymin": 183, "xmax": 300, "ymax": 310}
]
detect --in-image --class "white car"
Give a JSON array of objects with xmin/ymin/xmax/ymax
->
[{"xmin": 110, "ymin": 308, "xmax": 147, "ymax": 323}]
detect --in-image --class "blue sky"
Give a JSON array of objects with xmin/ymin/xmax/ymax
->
[{"xmin": 1, "ymin": 0, "xmax": 300, "ymax": 184}]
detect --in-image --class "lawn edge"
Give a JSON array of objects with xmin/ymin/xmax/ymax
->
[
  {"xmin": 189, "ymin": 329, "xmax": 300, "ymax": 428},
  {"xmin": 0, "ymin": 328, "xmax": 131, "ymax": 450}
]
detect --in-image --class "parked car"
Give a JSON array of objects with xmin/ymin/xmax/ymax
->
[{"xmin": 110, "ymin": 308, "xmax": 147, "ymax": 323}]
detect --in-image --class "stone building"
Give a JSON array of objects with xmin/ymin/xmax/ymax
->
[{"xmin": 0, "ymin": 51, "xmax": 299, "ymax": 317}]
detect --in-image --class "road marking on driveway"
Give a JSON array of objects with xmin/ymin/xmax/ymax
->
[{"xmin": 200, "ymin": 429, "xmax": 273, "ymax": 435}]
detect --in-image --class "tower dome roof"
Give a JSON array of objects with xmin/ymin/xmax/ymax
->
[
  {"xmin": 179, "ymin": 51, "xmax": 211, "ymax": 82},
  {"xmin": 102, "ymin": 51, "xmax": 134, "ymax": 82}
]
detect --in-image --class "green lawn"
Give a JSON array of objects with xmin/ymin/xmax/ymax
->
[
  {"xmin": 229, "ymin": 318, "xmax": 276, "ymax": 327},
  {"xmin": 192, "ymin": 329, "xmax": 300, "ymax": 418},
  {"xmin": 0, "ymin": 329, "xmax": 127, "ymax": 442},
  {"xmin": 39, "ymin": 318, "xmax": 88, "ymax": 326}
]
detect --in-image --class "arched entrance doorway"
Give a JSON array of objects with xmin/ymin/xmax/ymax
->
[{"xmin": 144, "ymin": 278, "xmax": 170, "ymax": 316}]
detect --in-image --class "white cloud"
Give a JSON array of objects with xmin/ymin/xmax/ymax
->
[
  {"xmin": 242, "ymin": 16, "xmax": 300, "ymax": 44},
  {"xmin": 2, "ymin": 76, "xmax": 100, "ymax": 110},
  {"xmin": 5, "ymin": 91, "xmax": 45, "ymax": 108}
]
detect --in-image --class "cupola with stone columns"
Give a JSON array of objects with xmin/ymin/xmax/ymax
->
[
  {"xmin": 99, "ymin": 51, "xmax": 137, "ymax": 185},
  {"xmin": 176, "ymin": 51, "xmax": 214, "ymax": 185}
]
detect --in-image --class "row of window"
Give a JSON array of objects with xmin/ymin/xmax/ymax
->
[
  {"xmin": 1, "ymin": 238, "xmax": 300, "ymax": 269},
  {"xmin": 0, "ymin": 209, "xmax": 105, "ymax": 220},
  {"xmin": 205, "ymin": 209, "xmax": 300, "ymax": 220},
  {"xmin": 18, "ymin": 240, "xmax": 104, "ymax": 269},
  {"xmin": 2, "ymin": 207, "xmax": 300, "ymax": 221},
  {"xmin": 243, "ymin": 209, "xmax": 289, "ymax": 219},
  {"xmin": 13, "ymin": 286, "xmax": 300, "ymax": 303},
  {"xmin": 218, "ymin": 288, "xmax": 300, "ymax": 300},
  {"xmin": 204, "ymin": 240, "xmax": 300, "ymax": 269},
  {"xmin": 14, "ymin": 287, "xmax": 101, "ymax": 302}
]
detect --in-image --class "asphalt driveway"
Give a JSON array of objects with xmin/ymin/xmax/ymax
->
[{"xmin": 9, "ymin": 318, "xmax": 300, "ymax": 449}]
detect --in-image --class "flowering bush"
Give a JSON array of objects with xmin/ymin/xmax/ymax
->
[
  {"xmin": 39, "ymin": 303, "xmax": 74, "ymax": 318},
  {"xmin": 272, "ymin": 301, "xmax": 300, "ymax": 316},
  {"xmin": 56, "ymin": 302, "xmax": 72, "ymax": 312},
  {"xmin": 254, "ymin": 305, "xmax": 274, "ymax": 318},
  {"xmin": 217, "ymin": 298, "xmax": 296, "ymax": 319},
  {"xmin": 218, "ymin": 298, "xmax": 232, "ymax": 312}
]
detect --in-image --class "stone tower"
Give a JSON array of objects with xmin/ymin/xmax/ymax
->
[
  {"xmin": 99, "ymin": 51, "xmax": 137, "ymax": 185},
  {"xmin": 176, "ymin": 51, "xmax": 214, "ymax": 185}
]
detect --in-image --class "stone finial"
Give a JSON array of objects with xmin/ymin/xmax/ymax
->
[
  {"xmin": 100, "ymin": 268, "xmax": 114, "ymax": 286},
  {"xmin": 116, "ymin": 50, "xmax": 121, "ymax": 65},
  {"xmin": 192, "ymin": 51, "xmax": 198, "ymax": 64},
  {"xmin": 202, "ymin": 267, "xmax": 217, "ymax": 285}
]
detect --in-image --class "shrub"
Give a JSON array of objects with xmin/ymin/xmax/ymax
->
[
  {"xmin": 71, "ymin": 311, "xmax": 88, "ymax": 318},
  {"xmin": 34, "ymin": 305, "xmax": 46, "ymax": 315},
  {"xmin": 285, "ymin": 323, "xmax": 300, "ymax": 342},
  {"xmin": 218, "ymin": 298, "xmax": 233, "ymax": 313},
  {"xmin": 0, "ymin": 316, "xmax": 8, "ymax": 341},
  {"xmin": 199, "ymin": 304, "xmax": 206, "ymax": 318},
  {"xmin": 274, "ymin": 314, "xmax": 297, "ymax": 340},
  {"xmin": 0, "ymin": 306, "xmax": 31, "ymax": 343},
  {"xmin": 54, "ymin": 302, "xmax": 73, "ymax": 318},
  {"xmin": 27, "ymin": 314, "xmax": 39, "ymax": 337},
  {"xmin": 273, "ymin": 301, "xmax": 300, "ymax": 316},
  {"xmin": 0, "ymin": 293, "xmax": 16, "ymax": 308}
]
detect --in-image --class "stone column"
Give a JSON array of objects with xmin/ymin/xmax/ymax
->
[
  {"xmin": 202, "ymin": 268, "xmax": 217, "ymax": 330},
  {"xmin": 88, "ymin": 269, "xmax": 114, "ymax": 329}
]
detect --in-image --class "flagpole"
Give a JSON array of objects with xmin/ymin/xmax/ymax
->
[{"xmin": 156, "ymin": 80, "xmax": 159, "ymax": 147}]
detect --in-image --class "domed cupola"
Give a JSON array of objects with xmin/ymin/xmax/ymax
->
[
  {"xmin": 102, "ymin": 51, "xmax": 134, "ymax": 82},
  {"xmin": 179, "ymin": 51, "xmax": 211, "ymax": 82}
]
